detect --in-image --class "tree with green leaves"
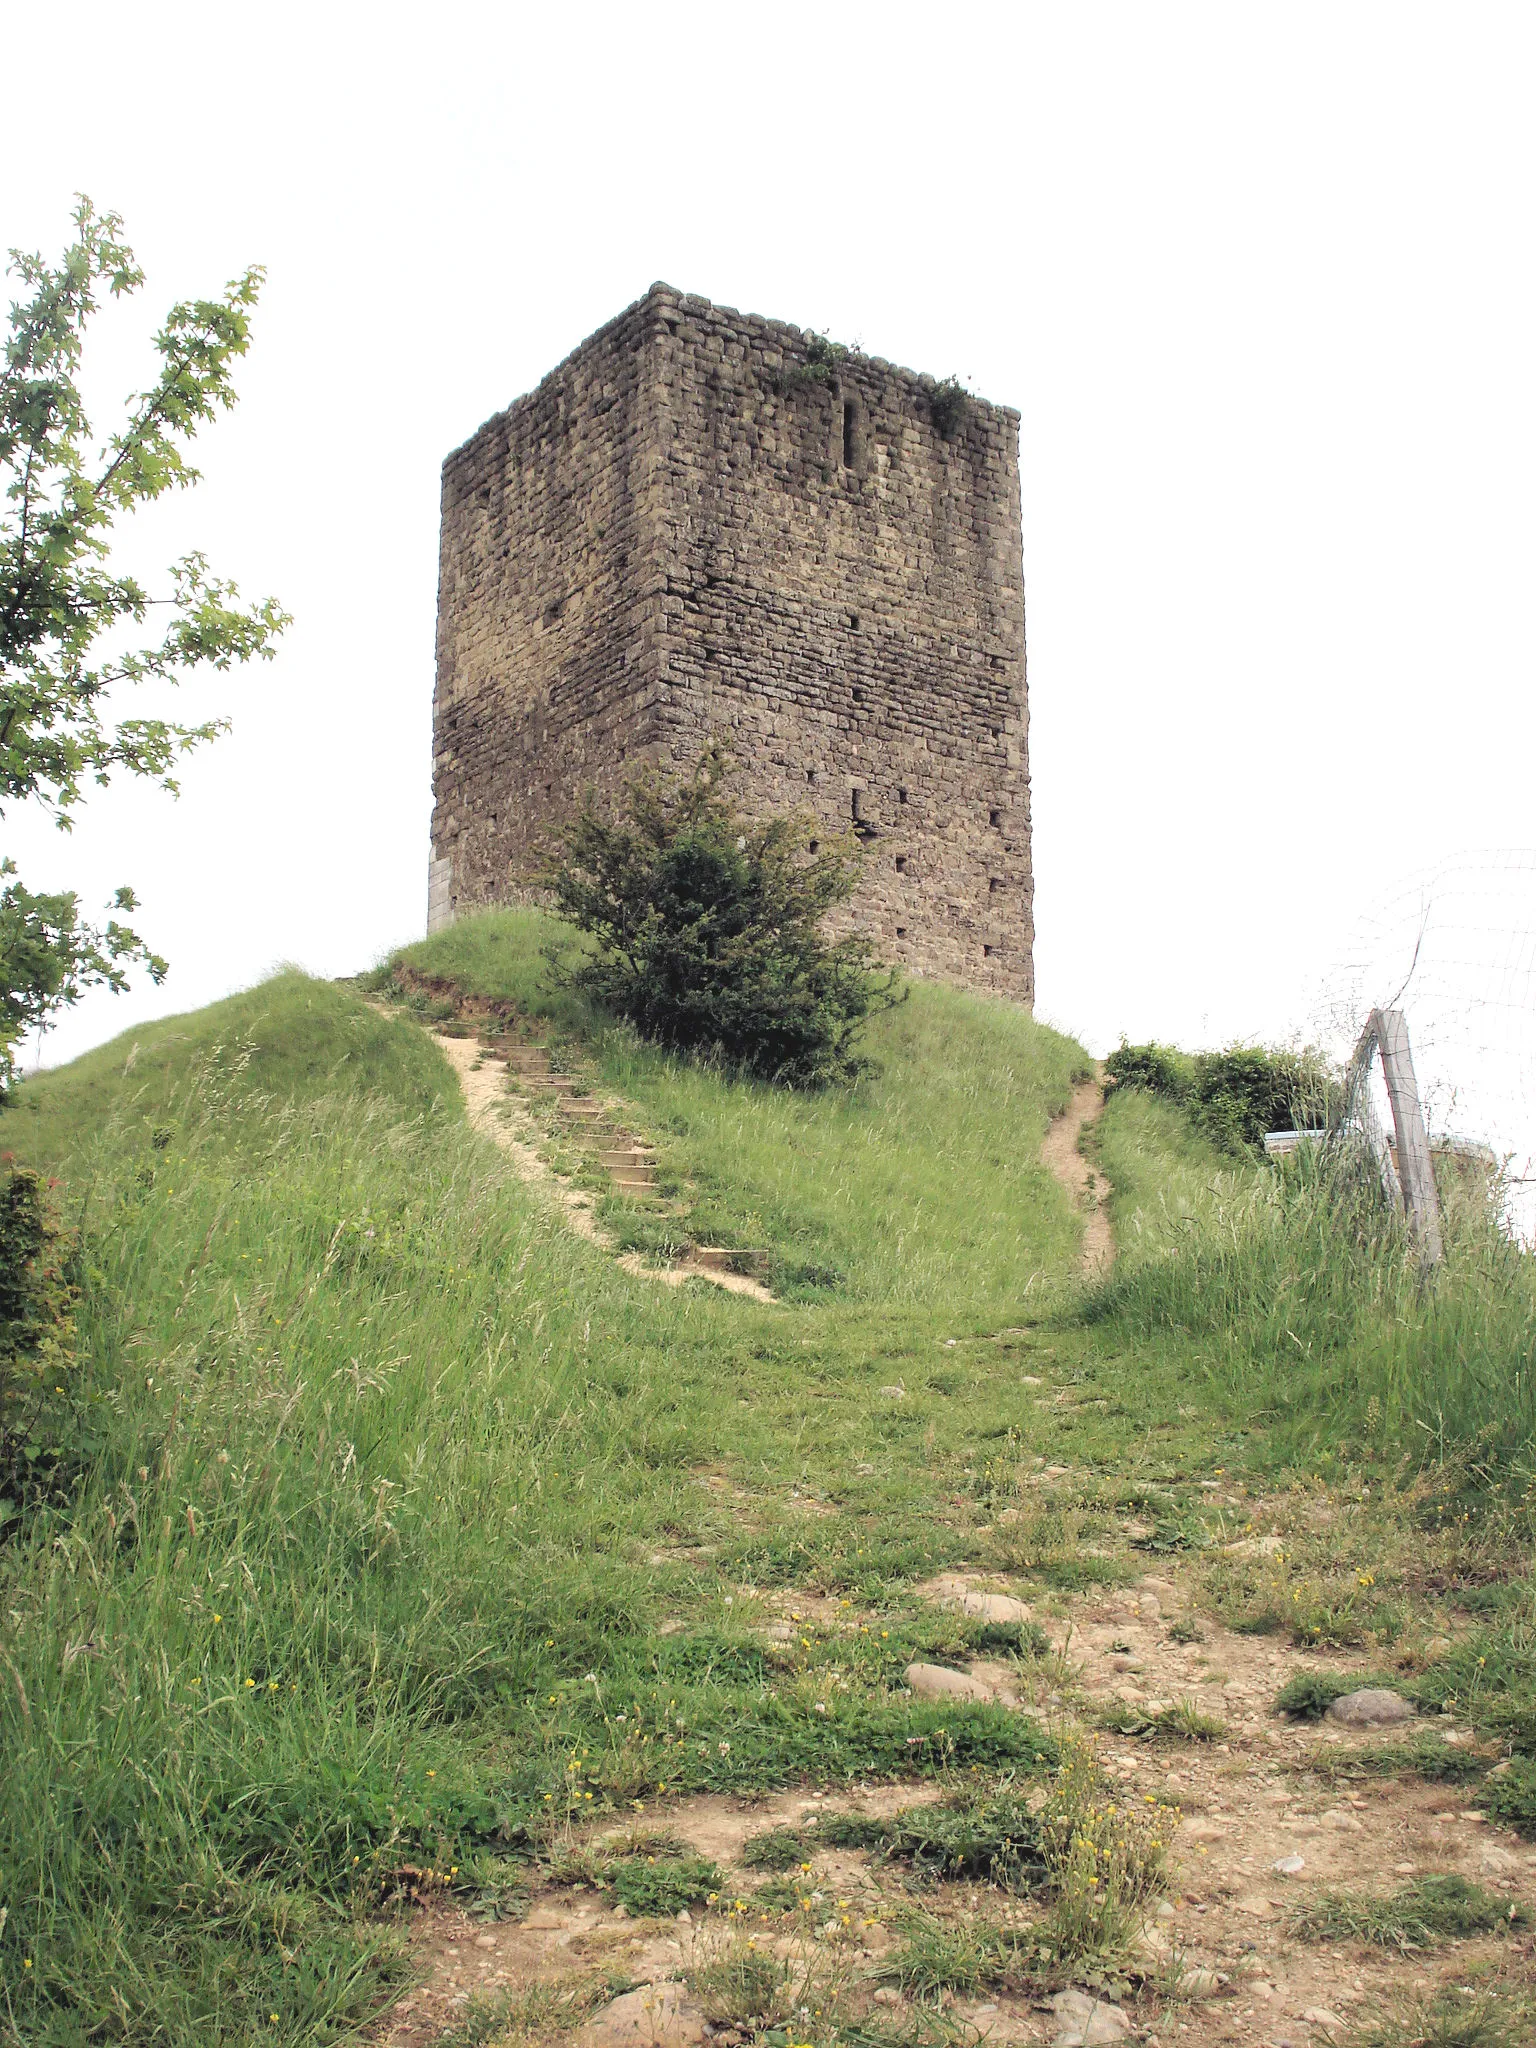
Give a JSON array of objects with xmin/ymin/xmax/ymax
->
[
  {"xmin": 0, "ymin": 196, "xmax": 288, "ymax": 1093},
  {"xmin": 546, "ymin": 748, "xmax": 902, "ymax": 1088}
]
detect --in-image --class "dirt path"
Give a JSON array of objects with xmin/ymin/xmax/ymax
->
[
  {"xmin": 427, "ymin": 1029, "xmax": 776, "ymax": 1304},
  {"xmin": 1041, "ymin": 1070, "xmax": 1114, "ymax": 1276},
  {"xmin": 373, "ymin": 1547, "xmax": 1536, "ymax": 2047}
]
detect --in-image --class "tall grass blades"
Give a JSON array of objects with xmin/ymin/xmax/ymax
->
[{"xmin": 1088, "ymin": 1090, "xmax": 1536, "ymax": 1492}]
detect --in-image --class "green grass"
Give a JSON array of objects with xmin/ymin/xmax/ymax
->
[
  {"xmin": 1291, "ymin": 1873, "xmax": 1517, "ymax": 1950},
  {"xmin": 1340, "ymin": 1983, "xmax": 1536, "ymax": 2048},
  {"xmin": 0, "ymin": 947, "xmax": 1097, "ymax": 2045},
  {"xmin": 3, "ymin": 969, "xmax": 455, "ymax": 1170},
  {"xmin": 815, "ymin": 1788, "xmax": 1048, "ymax": 1890},
  {"xmin": 389, "ymin": 908, "xmax": 1091, "ymax": 1307},
  {"xmin": 2, "ymin": 922, "xmax": 1528, "ymax": 2045},
  {"xmin": 607, "ymin": 1854, "xmax": 722, "ymax": 1916},
  {"xmin": 1085, "ymin": 1085, "xmax": 1536, "ymax": 1494},
  {"xmin": 739, "ymin": 1825, "xmax": 814, "ymax": 1871}
]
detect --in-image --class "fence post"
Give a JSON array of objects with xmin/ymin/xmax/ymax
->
[
  {"xmin": 1371, "ymin": 1007, "xmax": 1443, "ymax": 1268},
  {"xmin": 1345, "ymin": 1019, "xmax": 1403, "ymax": 1213}
]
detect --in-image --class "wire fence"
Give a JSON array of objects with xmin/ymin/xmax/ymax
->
[{"xmin": 1307, "ymin": 850, "xmax": 1536, "ymax": 1244}]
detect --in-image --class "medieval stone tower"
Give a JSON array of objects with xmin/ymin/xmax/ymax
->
[{"xmin": 429, "ymin": 284, "xmax": 1034, "ymax": 1003}]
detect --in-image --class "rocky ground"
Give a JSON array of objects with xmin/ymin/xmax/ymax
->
[{"xmin": 370, "ymin": 1548, "xmax": 1535, "ymax": 2048}]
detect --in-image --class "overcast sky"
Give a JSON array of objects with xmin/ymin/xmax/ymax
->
[{"xmin": 8, "ymin": 4, "xmax": 1535, "ymax": 1125}]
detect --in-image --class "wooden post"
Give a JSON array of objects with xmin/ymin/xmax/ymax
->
[
  {"xmin": 1345, "ymin": 1019, "xmax": 1403, "ymax": 1213},
  {"xmin": 1371, "ymin": 1007, "xmax": 1443, "ymax": 1268}
]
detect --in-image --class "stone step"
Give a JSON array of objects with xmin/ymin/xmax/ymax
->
[
  {"xmin": 557, "ymin": 1101, "xmax": 608, "ymax": 1122},
  {"xmin": 694, "ymin": 1246, "xmax": 770, "ymax": 1276},
  {"xmin": 609, "ymin": 1169, "xmax": 658, "ymax": 1190},
  {"xmin": 599, "ymin": 1149, "xmax": 654, "ymax": 1168}
]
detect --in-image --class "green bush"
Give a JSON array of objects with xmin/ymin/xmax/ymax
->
[
  {"xmin": 0, "ymin": 1160, "xmax": 77, "ymax": 1514},
  {"xmin": 1104, "ymin": 1038, "xmax": 1335, "ymax": 1155},
  {"xmin": 545, "ymin": 748, "xmax": 901, "ymax": 1088}
]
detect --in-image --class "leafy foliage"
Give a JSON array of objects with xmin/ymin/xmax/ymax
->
[
  {"xmin": 608, "ymin": 1853, "xmax": 722, "ymax": 1916},
  {"xmin": 1104, "ymin": 1038, "xmax": 1336, "ymax": 1154},
  {"xmin": 930, "ymin": 376, "xmax": 970, "ymax": 439},
  {"xmin": 545, "ymin": 748, "xmax": 901, "ymax": 1087},
  {"xmin": 778, "ymin": 329, "xmax": 849, "ymax": 390},
  {"xmin": 0, "ymin": 197, "xmax": 287, "ymax": 1089},
  {"xmin": 0, "ymin": 1160, "xmax": 75, "ymax": 1512}
]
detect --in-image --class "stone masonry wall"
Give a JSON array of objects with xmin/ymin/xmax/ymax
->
[{"xmin": 430, "ymin": 284, "xmax": 1033, "ymax": 1004}]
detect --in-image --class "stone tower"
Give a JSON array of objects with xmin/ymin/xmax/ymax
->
[{"xmin": 429, "ymin": 284, "xmax": 1033, "ymax": 1002}]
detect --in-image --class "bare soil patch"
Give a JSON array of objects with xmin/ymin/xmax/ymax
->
[{"xmin": 1042, "ymin": 1075, "xmax": 1114, "ymax": 1277}]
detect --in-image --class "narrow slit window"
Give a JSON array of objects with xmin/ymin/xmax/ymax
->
[
  {"xmin": 842, "ymin": 400, "xmax": 856, "ymax": 469},
  {"xmin": 895, "ymin": 856, "xmax": 907, "ymax": 874},
  {"xmin": 989, "ymin": 808, "xmax": 1002, "ymax": 827}
]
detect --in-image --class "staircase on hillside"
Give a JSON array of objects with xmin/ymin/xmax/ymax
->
[{"xmin": 497, "ymin": 1043, "xmax": 658, "ymax": 1196}]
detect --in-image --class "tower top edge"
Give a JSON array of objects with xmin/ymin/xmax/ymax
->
[{"xmin": 442, "ymin": 285, "xmax": 1018, "ymax": 473}]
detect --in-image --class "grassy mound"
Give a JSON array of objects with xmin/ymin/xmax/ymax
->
[
  {"xmin": 0, "ymin": 955, "xmax": 1095, "ymax": 2043},
  {"xmin": 387, "ymin": 908, "xmax": 1092, "ymax": 1306},
  {"xmin": 1, "ymin": 969, "xmax": 454, "ymax": 1170}
]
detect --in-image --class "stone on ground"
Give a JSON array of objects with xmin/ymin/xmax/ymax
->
[
  {"xmin": 574, "ymin": 1981, "xmax": 707, "ymax": 2047},
  {"xmin": 1051, "ymin": 1988, "xmax": 1132, "ymax": 2045},
  {"xmin": 1325, "ymin": 1687, "xmax": 1415, "ymax": 1727},
  {"xmin": 924, "ymin": 1572, "xmax": 1032, "ymax": 1624},
  {"xmin": 904, "ymin": 1661, "xmax": 996, "ymax": 1703}
]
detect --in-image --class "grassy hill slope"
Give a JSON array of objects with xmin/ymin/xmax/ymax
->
[
  {"xmin": 0, "ymin": 954, "xmax": 1125, "ymax": 2045},
  {"xmin": 1, "ymin": 936, "xmax": 1530, "ymax": 2048},
  {"xmin": 388, "ymin": 908, "xmax": 1091, "ymax": 1307}
]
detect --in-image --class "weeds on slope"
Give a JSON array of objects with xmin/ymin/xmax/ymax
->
[{"xmin": 1084, "ymin": 1088, "xmax": 1536, "ymax": 1499}]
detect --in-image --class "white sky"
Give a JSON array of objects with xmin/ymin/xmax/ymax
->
[{"xmin": 8, "ymin": 4, "xmax": 1535, "ymax": 1124}]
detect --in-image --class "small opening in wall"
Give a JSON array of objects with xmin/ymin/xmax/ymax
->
[
  {"xmin": 852, "ymin": 686, "xmax": 865, "ymax": 703},
  {"xmin": 842, "ymin": 399, "xmax": 856, "ymax": 469},
  {"xmin": 851, "ymin": 790, "xmax": 863, "ymax": 822},
  {"xmin": 898, "ymin": 787, "xmax": 909, "ymax": 805},
  {"xmin": 808, "ymin": 840, "xmax": 820, "ymax": 854},
  {"xmin": 849, "ymin": 611, "xmax": 860, "ymax": 631},
  {"xmin": 989, "ymin": 876, "xmax": 1001, "ymax": 893},
  {"xmin": 895, "ymin": 856, "xmax": 907, "ymax": 874},
  {"xmin": 806, "ymin": 768, "xmax": 817, "ymax": 784},
  {"xmin": 989, "ymin": 808, "xmax": 1002, "ymax": 827},
  {"xmin": 983, "ymin": 945, "xmax": 995, "ymax": 958},
  {"xmin": 896, "ymin": 926, "xmax": 907, "ymax": 938}
]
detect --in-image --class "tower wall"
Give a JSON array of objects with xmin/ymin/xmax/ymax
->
[{"xmin": 430, "ymin": 284, "xmax": 1033, "ymax": 1003}]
